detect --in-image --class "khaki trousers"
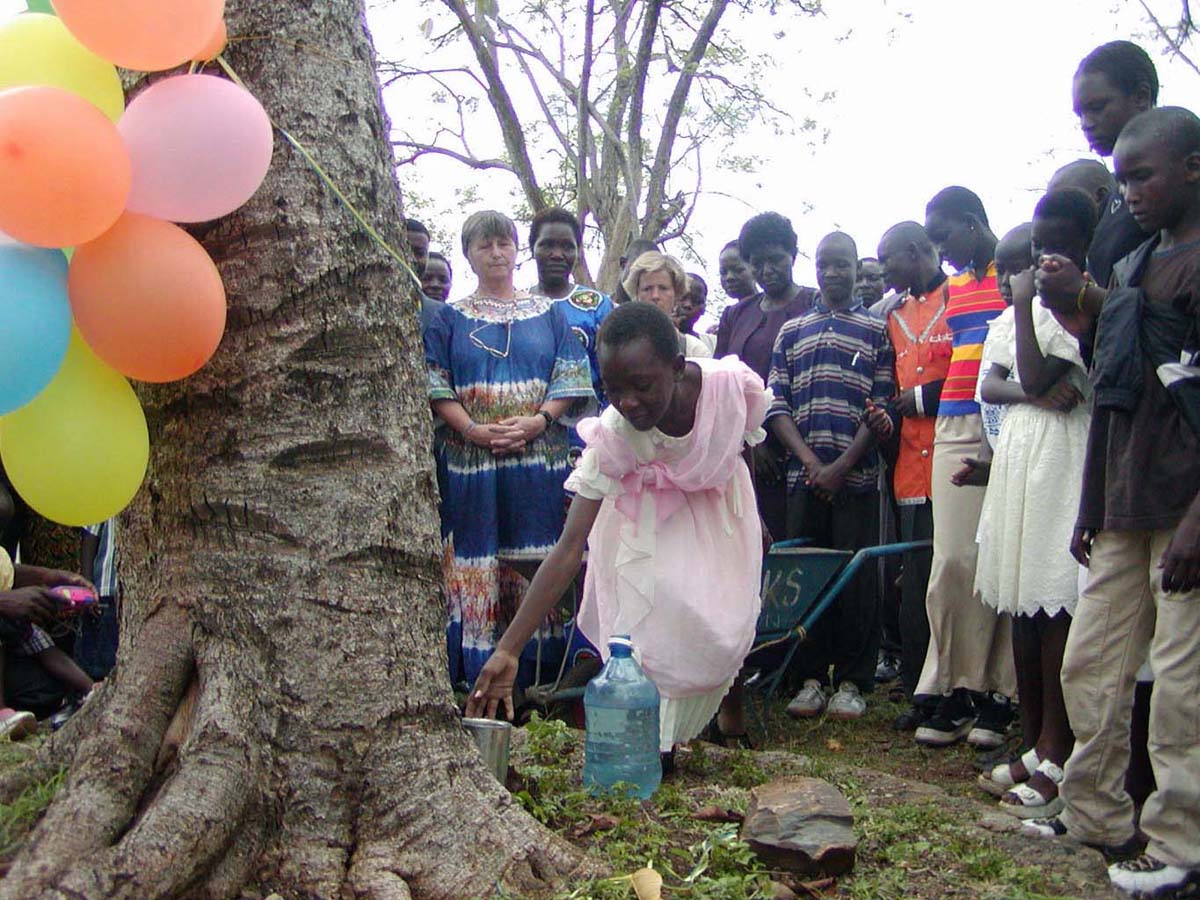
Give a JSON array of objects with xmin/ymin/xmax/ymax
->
[
  {"xmin": 1059, "ymin": 528, "xmax": 1200, "ymax": 868},
  {"xmin": 915, "ymin": 415, "xmax": 1016, "ymax": 698}
]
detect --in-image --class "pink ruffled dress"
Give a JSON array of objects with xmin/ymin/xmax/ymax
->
[{"xmin": 565, "ymin": 356, "xmax": 770, "ymax": 750}]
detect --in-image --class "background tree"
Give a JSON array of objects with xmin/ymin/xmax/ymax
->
[
  {"xmin": 0, "ymin": 1, "xmax": 588, "ymax": 896},
  {"xmin": 1137, "ymin": 0, "xmax": 1197, "ymax": 75},
  {"xmin": 385, "ymin": 0, "xmax": 820, "ymax": 290}
]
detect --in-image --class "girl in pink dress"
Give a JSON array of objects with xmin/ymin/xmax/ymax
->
[{"xmin": 467, "ymin": 303, "xmax": 769, "ymax": 752}]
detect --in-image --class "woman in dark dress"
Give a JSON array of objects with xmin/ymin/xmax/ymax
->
[{"xmin": 714, "ymin": 212, "xmax": 817, "ymax": 541}]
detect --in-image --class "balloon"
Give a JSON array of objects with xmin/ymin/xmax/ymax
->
[
  {"xmin": 0, "ymin": 329, "xmax": 148, "ymax": 527},
  {"xmin": 0, "ymin": 245, "xmax": 71, "ymax": 414},
  {"xmin": 0, "ymin": 14, "xmax": 124, "ymax": 122},
  {"xmin": 191, "ymin": 19, "xmax": 227, "ymax": 62},
  {"xmin": 0, "ymin": 86, "xmax": 131, "ymax": 248},
  {"xmin": 51, "ymin": 0, "xmax": 225, "ymax": 72},
  {"xmin": 121, "ymin": 75, "xmax": 273, "ymax": 223},
  {"xmin": 25, "ymin": 0, "xmax": 56, "ymax": 13},
  {"xmin": 69, "ymin": 213, "xmax": 227, "ymax": 382}
]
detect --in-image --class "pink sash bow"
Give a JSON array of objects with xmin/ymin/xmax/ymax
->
[{"xmin": 616, "ymin": 461, "xmax": 693, "ymax": 525}]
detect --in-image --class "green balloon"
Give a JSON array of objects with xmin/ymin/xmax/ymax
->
[{"xmin": 25, "ymin": 0, "xmax": 55, "ymax": 13}]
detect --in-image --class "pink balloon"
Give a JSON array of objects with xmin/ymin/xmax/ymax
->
[{"xmin": 119, "ymin": 74, "xmax": 273, "ymax": 223}]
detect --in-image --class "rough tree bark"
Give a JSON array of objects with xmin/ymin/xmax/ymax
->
[{"xmin": 0, "ymin": 2, "xmax": 586, "ymax": 897}]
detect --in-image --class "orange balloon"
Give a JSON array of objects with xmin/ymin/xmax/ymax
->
[
  {"xmin": 192, "ymin": 19, "xmax": 227, "ymax": 62},
  {"xmin": 69, "ymin": 213, "xmax": 227, "ymax": 382},
  {"xmin": 0, "ymin": 86, "xmax": 131, "ymax": 248},
  {"xmin": 52, "ymin": 0, "xmax": 225, "ymax": 72}
]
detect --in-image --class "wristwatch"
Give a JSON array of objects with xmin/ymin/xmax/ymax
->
[{"xmin": 537, "ymin": 410, "xmax": 554, "ymax": 429}]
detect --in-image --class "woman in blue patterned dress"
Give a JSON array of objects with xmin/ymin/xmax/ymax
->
[{"xmin": 425, "ymin": 210, "xmax": 594, "ymax": 689}]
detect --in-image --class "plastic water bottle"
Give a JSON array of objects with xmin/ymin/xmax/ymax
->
[{"xmin": 583, "ymin": 635, "xmax": 661, "ymax": 799}]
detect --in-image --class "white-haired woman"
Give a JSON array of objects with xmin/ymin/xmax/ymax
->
[{"xmin": 623, "ymin": 250, "xmax": 713, "ymax": 358}]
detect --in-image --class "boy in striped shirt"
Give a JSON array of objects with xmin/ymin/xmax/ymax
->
[
  {"xmin": 767, "ymin": 231, "xmax": 895, "ymax": 721},
  {"xmin": 914, "ymin": 187, "xmax": 1017, "ymax": 748}
]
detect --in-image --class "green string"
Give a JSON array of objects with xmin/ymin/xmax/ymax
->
[{"xmin": 214, "ymin": 55, "xmax": 421, "ymax": 291}]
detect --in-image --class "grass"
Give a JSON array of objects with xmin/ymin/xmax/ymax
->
[
  {"xmin": 513, "ymin": 715, "xmax": 777, "ymax": 899},
  {"xmin": 512, "ymin": 685, "xmax": 1114, "ymax": 900},
  {"xmin": 0, "ymin": 733, "xmax": 63, "ymax": 867},
  {"xmin": 0, "ymin": 692, "xmax": 1113, "ymax": 898}
]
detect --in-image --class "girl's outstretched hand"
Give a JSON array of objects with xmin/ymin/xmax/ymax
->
[{"xmin": 465, "ymin": 648, "xmax": 519, "ymax": 721}]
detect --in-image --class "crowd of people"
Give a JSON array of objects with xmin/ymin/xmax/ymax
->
[
  {"xmin": 421, "ymin": 40, "xmax": 1199, "ymax": 899},
  {"xmin": 0, "ymin": 35, "xmax": 1188, "ymax": 900}
]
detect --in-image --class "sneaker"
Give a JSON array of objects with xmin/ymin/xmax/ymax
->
[
  {"xmin": 786, "ymin": 679, "xmax": 827, "ymax": 718},
  {"xmin": 892, "ymin": 703, "xmax": 933, "ymax": 732},
  {"xmin": 1109, "ymin": 854, "xmax": 1200, "ymax": 897},
  {"xmin": 1022, "ymin": 817, "xmax": 1145, "ymax": 863},
  {"xmin": 49, "ymin": 702, "xmax": 78, "ymax": 731},
  {"xmin": 1021, "ymin": 816, "xmax": 1069, "ymax": 839},
  {"xmin": 874, "ymin": 651, "xmax": 900, "ymax": 683},
  {"xmin": 827, "ymin": 682, "xmax": 866, "ymax": 720},
  {"xmin": 968, "ymin": 692, "xmax": 1015, "ymax": 749},
  {"xmin": 915, "ymin": 691, "xmax": 976, "ymax": 746},
  {"xmin": 0, "ymin": 708, "xmax": 36, "ymax": 741}
]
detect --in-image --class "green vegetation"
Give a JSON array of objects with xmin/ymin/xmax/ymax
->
[
  {"xmin": 517, "ymin": 715, "xmax": 776, "ymax": 899},
  {"xmin": 0, "ymin": 733, "xmax": 63, "ymax": 865},
  {"xmin": 508, "ymin": 693, "xmax": 1108, "ymax": 899}
]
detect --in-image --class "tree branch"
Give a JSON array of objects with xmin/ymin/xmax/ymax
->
[
  {"xmin": 439, "ymin": 0, "xmax": 547, "ymax": 212},
  {"xmin": 643, "ymin": 0, "xmax": 730, "ymax": 234},
  {"xmin": 495, "ymin": 23, "xmax": 578, "ymax": 166},
  {"xmin": 627, "ymin": 0, "xmax": 664, "ymax": 213},
  {"xmin": 1138, "ymin": 0, "xmax": 1200, "ymax": 75},
  {"xmin": 578, "ymin": 0, "xmax": 597, "ymax": 220},
  {"xmin": 392, "ymin": 141, "xmax": 515, "ymax": 172}
]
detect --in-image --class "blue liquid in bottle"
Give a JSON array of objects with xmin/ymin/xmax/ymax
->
[{"xmin": 583, "ymin": 635, "xmax": 661, "ymax": 799}]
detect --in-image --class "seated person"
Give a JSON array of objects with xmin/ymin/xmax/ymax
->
[{"xmin": 0, "ymin": 546, "xmax": 96, "ymax": 737}]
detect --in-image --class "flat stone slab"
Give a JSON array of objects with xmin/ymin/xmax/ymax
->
[{"xmin": 740, "ymin": 776, "xmax": 857, "ymax": 875}]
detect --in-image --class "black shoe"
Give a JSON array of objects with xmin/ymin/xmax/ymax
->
[
  {"xmin": 875, "ymin": 652, "xmax": 901, "ymax": 683},
  {"xmin": 969, "ymin": 692, "xmax": 1015, "ymax": 749},
  {"xmin": 1094, "ymin": 834, "xmax": 1149, "ymax": 865},
  {"xmin": 660, "ymin": 750, "xmax": 676, "ymax": 778},
  {"xmin": 892, "ymin": 703, "xmax": 932, "ymax": 732},
  {"xmin": 915, "ymin": 690, "xmax": 977, "ymax": 746}
]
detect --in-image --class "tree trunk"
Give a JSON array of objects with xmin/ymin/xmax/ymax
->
[{"xmin": 0, "ymin": 2, "xmax": 585, "ymax": 897}]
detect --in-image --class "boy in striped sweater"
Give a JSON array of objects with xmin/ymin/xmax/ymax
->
[{"xmin": 913, "ymin": 187, "xmax": 1017, "ymax": 748}]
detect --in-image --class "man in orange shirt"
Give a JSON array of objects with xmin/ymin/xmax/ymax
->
[{"xmin": 868, "ymin": 222, "xmax": 953, "ymax": 731}]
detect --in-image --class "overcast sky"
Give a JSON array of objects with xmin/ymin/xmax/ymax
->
[
  {"xmin": 368, "ymin": 0, "xmax": 1198, "ymax": 297},
  {"xmin": 4, "ymin": 0, "xmax": 1195, "ymax": 300}
]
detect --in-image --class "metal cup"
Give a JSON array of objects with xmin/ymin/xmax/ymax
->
[{"xmin": 462, "ymin": 717, "xmax": 511, "ymax": 785}]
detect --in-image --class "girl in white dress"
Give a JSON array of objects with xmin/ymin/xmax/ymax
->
[{"xmin": 974, "ymin": 189, "xmax": 1098, "ymax": 818}]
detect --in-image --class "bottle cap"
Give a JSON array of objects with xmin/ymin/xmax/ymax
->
[{"xmin": 608, "ymin": 634, "xmax": 633, "ymax": 650}]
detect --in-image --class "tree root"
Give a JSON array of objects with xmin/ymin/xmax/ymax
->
[
  {"xmin": 41, "ymin": 648, "xmax": 261, "ymax": 900},
  {"xmin": 0, "ymin": 604, "xmax": 594, "ymax": 899},
  {"xmin": 341, "ymin": 721, "xmax": 593, "ymax": 900},
  {"xmin": 0, "ymin": 602, "xmax": 194, "ymax": 898}
]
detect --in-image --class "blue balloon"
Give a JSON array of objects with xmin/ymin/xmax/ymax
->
[{"xmin": 0, "ymin": 245, "xmax": 71, "ymax": 415}]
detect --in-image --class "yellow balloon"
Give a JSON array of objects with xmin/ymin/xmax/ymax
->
[
  {"xmin": 0, "ymin": 14, "xmax": 124, "ymax": 122},
  {"xmin": 0, "ymin": 329, "xmax": 148, "ymax": 526}
]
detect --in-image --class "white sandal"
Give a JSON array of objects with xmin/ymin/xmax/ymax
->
[
  {"xmin": 998, "ymin": 758, "xmax": 1065, "ymax": 819},
  {"xmin": 977, "ymin": 747, "xmax": 1040, "ymax": 797}
]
